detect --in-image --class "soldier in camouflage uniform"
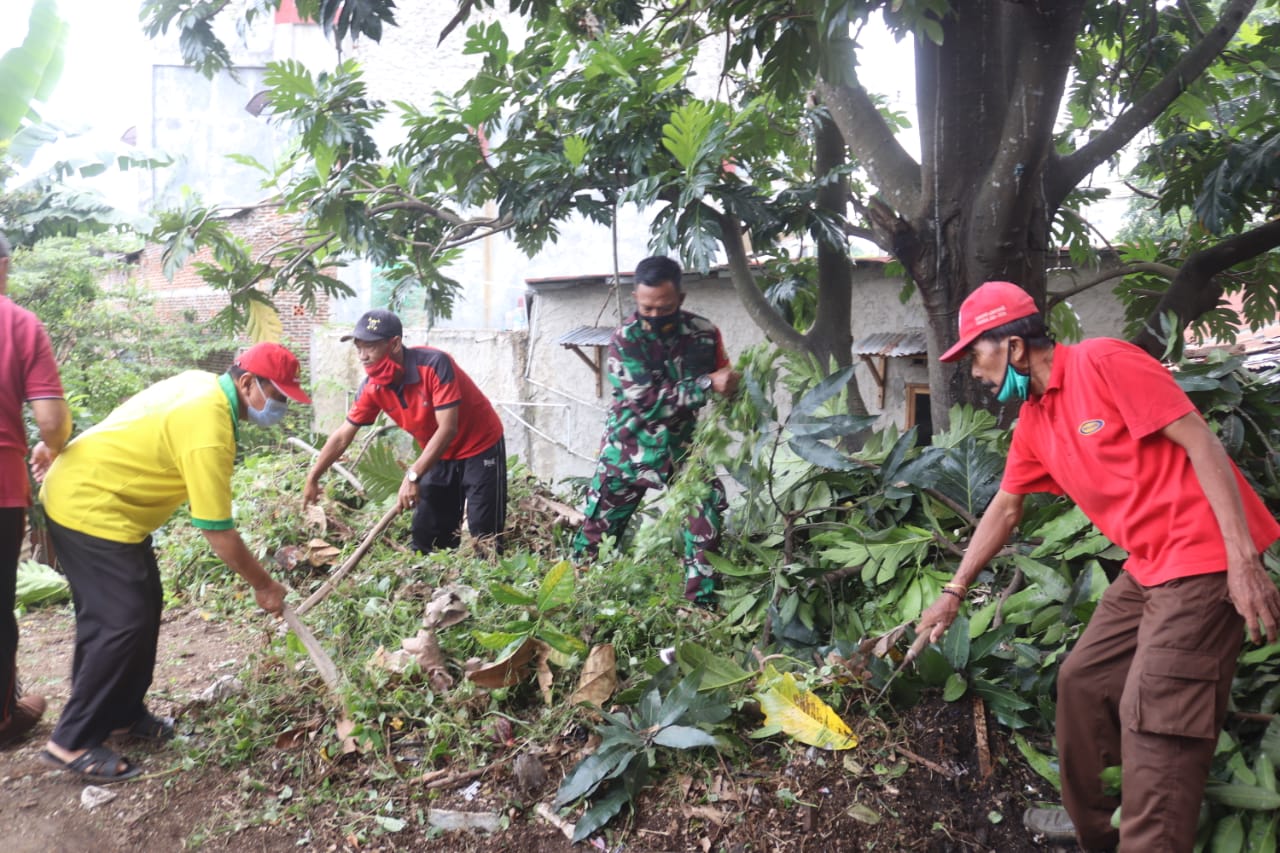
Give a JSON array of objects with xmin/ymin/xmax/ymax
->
[{"xmin": 572, "ymin": 256, "xmax": 741, "ymax": 604}]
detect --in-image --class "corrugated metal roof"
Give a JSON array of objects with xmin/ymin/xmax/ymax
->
[
  {"xmin": 851, "ymin": 329, "xmax": 928, "ymax": 358},
  {"xmin": 556, "ymin": 325, "xmax": 615, "ymax": 347}
]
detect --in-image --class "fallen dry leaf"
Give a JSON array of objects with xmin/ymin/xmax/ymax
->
[
  {"xmin": 567, "ymin": 643, "xmax": 617, "ymax": 708},
  {"xmin": 305, "ymin": 538, "xmax": 342, "ymax": 566},
  {"xmin": 423, "ymin": 588, "xmax": 470, "ymax": 630},
  {"xmin": 273, "ymin": 545, "xmax": 301, "ymax": 571},
  {"xmin": 274, "ymin": 718, "xmax": 320, "ymax": 750},
  {"xmin": 466, "ymin": 636, "xmax": 537, "ymax": 689},
  {"xmin": 303, "ymin": 503, "xmax": 327, "ymax": 533},
  {"xmin": 336, "ymin": 716, "xmax": 360, "ymax": 754},
  {"xmin": 534, "ymin": 641, "xmax": 554, "ymax": 705},
  {"xmin": 402, "ymin": 629, "xmax": 454, "ymax": 692},
  {"xmin": 686, "ymin": 804, "xmax": 727, "ymax": 824},
  {"xmin": 873, "ymin": 623, "xmax": 909, "ymax": 659}
]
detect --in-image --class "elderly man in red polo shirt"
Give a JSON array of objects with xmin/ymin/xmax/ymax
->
[
  {"xmin": 913, "ymin": 281, "xmax": 1280, "ymax": 852},
  {"xmin": 304, "ymin": 310, "xmax": 506, "ymax": 554}
]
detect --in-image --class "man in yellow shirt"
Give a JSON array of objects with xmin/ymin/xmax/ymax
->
[{"xmin": 35, "ymin": 342, "xmax": 310, "ymax": 783}]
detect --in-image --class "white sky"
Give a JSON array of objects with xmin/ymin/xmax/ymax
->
[{"xmin": 6, "ymin": 0, "xmax": 148, "ymax": 133}]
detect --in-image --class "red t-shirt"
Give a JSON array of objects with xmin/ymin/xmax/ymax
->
[
  {"xmin": 346, "ymin": 346, "xmax": 503, "ymax": 460},
  {"xmin": 1002, "ymin": 339, "xmax": 1280, "ymax": 586},
  {"xmin": 0, "ymin": 296, "xmax": 64, "ymax": 507}
]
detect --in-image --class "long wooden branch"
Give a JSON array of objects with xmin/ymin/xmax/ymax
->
[
  {"xmin": 1131, "ymin": 218, "xmax": 1280, "ymax": 356},
  {"xmin": 713, "ymin": 210, "xmax": 807, "ymax": 351},
  {"xmin": 1052, "ymin": 0, "xmax": 1257, "ymax": 201},
  {"xmin": 1047, "ymin": 262, "xmax": 1179, "ymax": 308},
  {"xmin": 814, "ymin": 40, "xmax": 921, "ymax": 215}
]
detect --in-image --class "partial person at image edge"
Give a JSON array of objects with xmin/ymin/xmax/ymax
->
[
  {"xmin": 914, "ymin": 280, "xmax": 1280, "ymax": 852},
  {"xmin": 0, "ymin": 232, "xmax": 71, "ymax": 748}
]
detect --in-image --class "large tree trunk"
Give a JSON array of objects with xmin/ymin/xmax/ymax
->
[
  {"xmin": 901, "ymin": 0, "xmax": 1079, "ymax": 428},
  {"xmin": 820, "ymin": 0, "xmax": 1254, "ymax": 432},
  {"xmin": 807, "ymin": 111, "xmax": 867, "ymax": 415}
]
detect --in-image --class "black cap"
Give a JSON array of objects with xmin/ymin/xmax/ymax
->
[{"xmin": 340, "ymin": 309, "xmax": 404, "ymax": 342}]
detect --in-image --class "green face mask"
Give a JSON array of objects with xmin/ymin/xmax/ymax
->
[{"xmin": 996, "ymin": 340, "xmax": 1030, "ymax": 403}]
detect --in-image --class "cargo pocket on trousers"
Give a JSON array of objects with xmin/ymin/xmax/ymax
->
[{"xmin": 1126, "ymin": 648, "xmax": 1221, "ymax": 740}]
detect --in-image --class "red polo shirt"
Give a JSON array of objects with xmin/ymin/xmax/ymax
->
[
  {"xmin": 0, "ymin": 296, "xmax": 64, "ymax": 507},
  {"xmin": 1002, "ymin": 339, "xmax": 1279, "ymax": 586},
  {"xmin": 347, "ymin": 346, "xmax": 503, "ymax": 461}
]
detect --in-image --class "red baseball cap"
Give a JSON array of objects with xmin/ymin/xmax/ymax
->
[
  {"xmin": 235, "ymin": 342, "xmax": 312, "ymax": 404},
  {"xmin": 939, "ymin": 281, "xmax": 1040, "ymax": 363}
]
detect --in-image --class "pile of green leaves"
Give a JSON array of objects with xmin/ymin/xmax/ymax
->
[{"xmin": 655, "ymin": 344, "xmax": 1280, "ymax": 845}]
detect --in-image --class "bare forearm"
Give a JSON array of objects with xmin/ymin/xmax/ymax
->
[
  {"xmin": 1165, "ymin": 414, "xmax": 1256, "ymax": 564},
  {"xmin": 409, "ymin": 425, "xmax": 458, "ymax": 478},
  {"xmin": 1186, "ymin": 436, "xmax": 1256, "ymax": 563},
  {"xmin": 950, "ymin": 490, "xmax": 1025, "ymax": 588},
  {"xmin": 307, "ymin": 425, "xmax": 357, "ymax": 485},
  {"xmin": 31, "ymin": 398, "xmax": 71, "ymax": 454},
  {"xmin": 201, "ymin": 528, "xmax": 274, "ymax": 590}
]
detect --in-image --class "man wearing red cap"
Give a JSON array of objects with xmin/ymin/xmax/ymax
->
[
  {"xmin": 304, "ymin": 309, "xmax": 506, "ymax": 554},
  {"xmin": 34, "ymin": 342, "xmax": 310, "ymax": 783},
  {"xmin": 914, "ymin": 281, "xmax": 1280, "ymax": 851}
]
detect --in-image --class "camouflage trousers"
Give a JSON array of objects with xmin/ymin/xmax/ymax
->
[{"xmin": 572, "ymin": 454, "xmax": 727, "ymax": 605}]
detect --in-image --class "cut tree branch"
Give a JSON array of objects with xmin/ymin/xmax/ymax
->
[{"xmin": 1131, "ymin": 218, "xmax": 1280, "ymax": 357}]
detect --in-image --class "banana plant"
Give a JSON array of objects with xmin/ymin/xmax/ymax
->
[{"xmin": 0, "ymin": 0, "xmax": 66, "ymax": 143}]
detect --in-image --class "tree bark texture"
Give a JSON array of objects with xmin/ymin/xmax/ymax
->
[{"xmin": 818, "ymin": 0, "xmax": 1256, "ymax": 428}]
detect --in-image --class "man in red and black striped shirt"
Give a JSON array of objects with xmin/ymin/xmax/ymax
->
[{"xmin": 305, "ymin": 310, "xmax": 506, "ymax": 553}]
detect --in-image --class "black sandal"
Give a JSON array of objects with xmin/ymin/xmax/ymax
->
[
  {"xmin": 113, "ymin": 711, "xmax": 175, "ymax": 743},
  {"xmin": 40, "ymin": 746, "xmax": 142, "ymax": 784}
]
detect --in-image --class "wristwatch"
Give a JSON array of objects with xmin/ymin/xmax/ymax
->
[
  {"xmin": 405, "ymin": 468, "xmax": 420, "ymax": 484},
  {"xmin": 695, "ymin": 374, "xmax": 713, "ymax": 391}
]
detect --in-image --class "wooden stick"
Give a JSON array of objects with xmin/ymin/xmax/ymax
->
[
  {"xmin": 895, "ymin": 745, "xmax": 956, "ymax": 778},
  {"xmin": 296, "ymin": 502, "xmax": 402, "ymax": 615},
  {"xmin": 973, "ymin": 695, "xmax": 993, "ymax": 779},
  {"xmin": 535, "ymin": 803, "xmax": 577, "ymax": 840},
  {"xmin": 526, "ymin": 494, "xmax": 585, "ymax": 525},
  {"xmin": 281, "ymin": 603, "xmax": 342, "ymax": 693},
  {"xmin": 286, "ymin": 436, "xmax": 365, "ymax": 495},
  {"xmin": 418, "ymin": 766, "xmax": 488, "ymax": 789}
]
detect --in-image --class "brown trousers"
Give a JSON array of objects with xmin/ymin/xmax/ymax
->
[{"xmin": 1056, "ymin": 571, "xmax": 1241, "ymax": 852}]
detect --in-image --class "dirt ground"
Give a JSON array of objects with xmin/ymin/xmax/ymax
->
[{"xmin": 2, "ymin": 606, "xmax": 1080, "ymax": 852}]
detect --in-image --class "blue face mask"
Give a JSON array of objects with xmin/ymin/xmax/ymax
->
[
  {"xmin": 247, "ymin": 378, "xmax": 289, "ymax": 427},
  {"xmin": 996, "ymin": 341, "xmax": 1030, "ymax": 403}
]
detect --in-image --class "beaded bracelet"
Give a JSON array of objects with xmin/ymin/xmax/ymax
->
[{"xmin": 940, "ymin": 587, "xmax": 964, "ymax": 599}]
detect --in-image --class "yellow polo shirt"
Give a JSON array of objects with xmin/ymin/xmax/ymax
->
[{"xmin": 42, "ymin": 371, "xmax": 241, "ymax": 543}]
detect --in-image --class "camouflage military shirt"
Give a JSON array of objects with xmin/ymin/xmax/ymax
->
[{"xmin": 601, "ymin": 310, "xmax": 730, "ymax": 472}]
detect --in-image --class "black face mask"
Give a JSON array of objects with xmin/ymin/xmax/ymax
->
[{"xmin": 642, "ymin": 310, "xmax": 681, "ymax": 336}]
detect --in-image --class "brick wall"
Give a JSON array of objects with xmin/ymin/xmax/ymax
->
[{"xmin": 133, "ymin": 207, "xmax": 331, "ymax": 364}]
